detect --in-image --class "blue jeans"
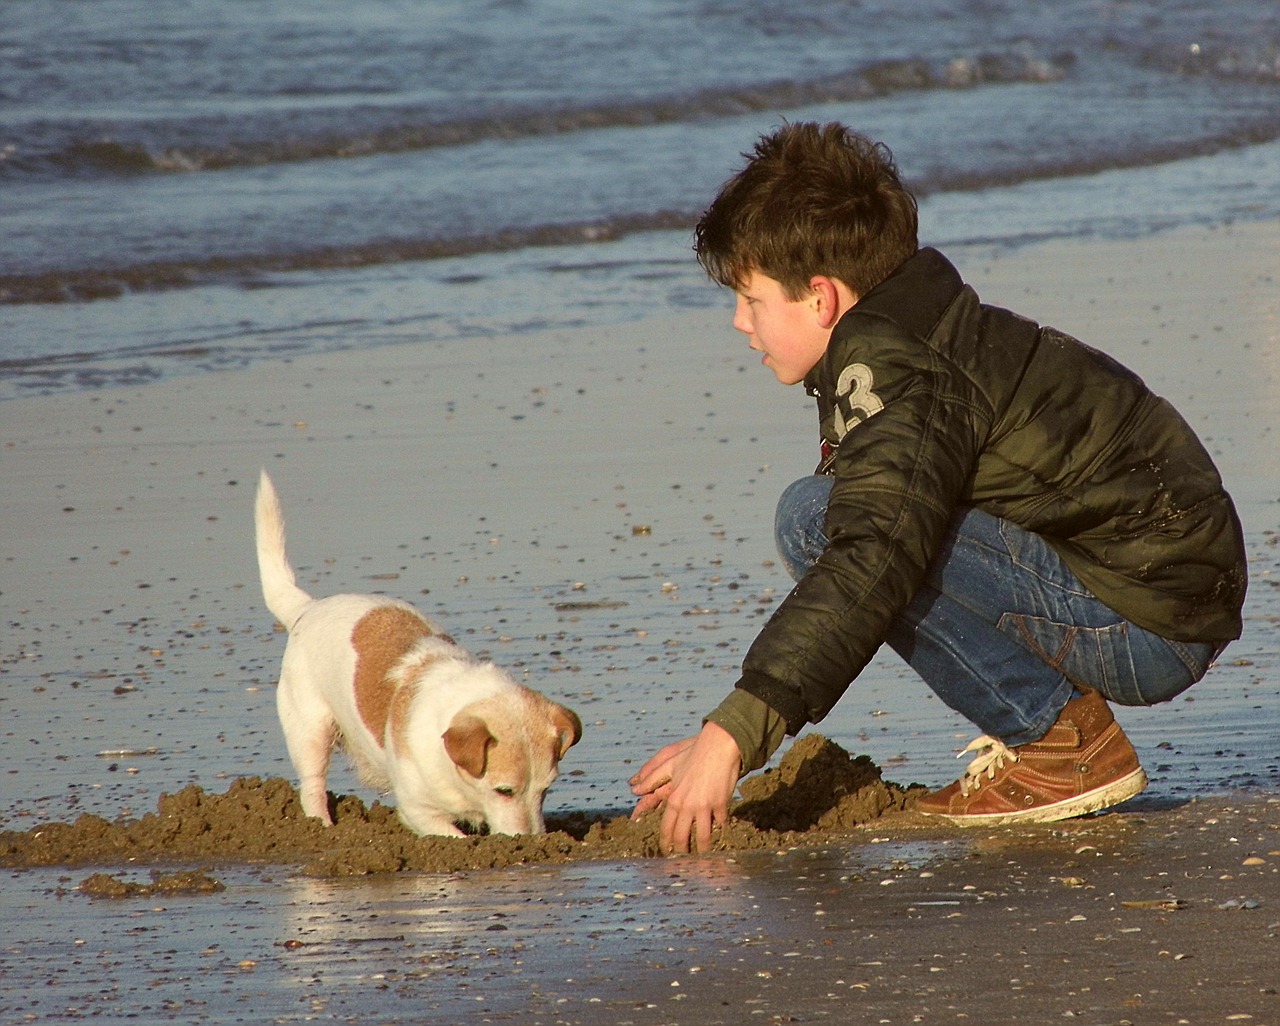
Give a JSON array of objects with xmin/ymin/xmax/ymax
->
[{"xmin": 775, "ymin": 475, "xmax": 1217, "ymax": 745}]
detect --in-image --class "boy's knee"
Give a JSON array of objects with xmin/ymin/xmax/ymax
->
[
  {"xmin": 774, "ymin": 476, "xmax": 835, "ymax": 580},
  {"xmin": 781, "ymin": 474, "xmax": 834, "ymax": 505},
  {"xmin": 775, "ymin": 475, "xmax": 833, "ymax": 530}
]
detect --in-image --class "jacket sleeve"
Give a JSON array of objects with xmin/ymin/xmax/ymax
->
[
  {"xmin": 737, "ymin": 314, "xmax": 991, "ymax": 735},
  {"xmin": 704, "ymin": 687, "xmax": 788, "ymax": 774}
]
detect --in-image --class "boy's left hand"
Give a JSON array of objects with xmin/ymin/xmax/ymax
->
[{"xmin": 629, "ymin": 721, "xmax": 741, "ymax": 854}]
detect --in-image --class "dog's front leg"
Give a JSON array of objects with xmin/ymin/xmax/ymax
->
[
  {"xmin": 297, "ymin": 774, "xmax": 334, "ymax": 826},
  {"xmin": 276, "ymin": 673, "xmax": 339, "ymax": 825},
  {"xmin": 280, "ymin": 720, "xmax": 336, "ymax": 825}
]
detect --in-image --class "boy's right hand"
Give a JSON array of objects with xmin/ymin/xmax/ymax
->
[{"xmin": 628, "ymin": 721, "xmax": 741, "ymax": 854}]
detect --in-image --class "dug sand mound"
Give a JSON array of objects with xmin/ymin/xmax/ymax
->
[{"xmin": 0, "ymin": 735, "xmax": 921, "ymax": 877}]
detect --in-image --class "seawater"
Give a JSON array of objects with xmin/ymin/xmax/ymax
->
[{"xmin": 1, "ymin": 0, "xmax": 1278, "ymax": 397}]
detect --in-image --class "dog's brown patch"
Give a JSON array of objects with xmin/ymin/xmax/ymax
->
[
  {"xmin": 386, "ymin": 649, "xmax": 453, "ymax": 756},
  {"xmin": 386, "ymin": 677, "xmax": 418, "ymax": 759},
  {"xmin": 351, "ymin": 606, "xmax": 435, "ymax": 743}
]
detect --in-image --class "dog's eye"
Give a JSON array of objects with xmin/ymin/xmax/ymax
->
[{"xmin": 493, "ymin": 786, "xmax": 516, "ymax": 798}]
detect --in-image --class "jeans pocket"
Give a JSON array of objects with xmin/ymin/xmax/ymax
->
[
  {"xmin": 997, "ymin": 613, "xmax": 1146, "ymax": 704},
  {"xmin": 997, "ymin": 613, "xmax": 1205, "ymax": 706}
]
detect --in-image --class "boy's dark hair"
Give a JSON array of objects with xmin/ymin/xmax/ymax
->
[{"xmin": 694, "ymin": 122, "xmax": 919, "ymax": 300}]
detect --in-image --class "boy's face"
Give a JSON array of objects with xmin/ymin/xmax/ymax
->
[{"xmin": 732, "ymin": 271, "xmax": 835, "ymax": 386}]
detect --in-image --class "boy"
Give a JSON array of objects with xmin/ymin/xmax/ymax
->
[{"xmin": 630, "ymin": 122, "xmax": 1247, "ymax": 855}]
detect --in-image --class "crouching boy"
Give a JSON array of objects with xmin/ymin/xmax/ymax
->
[{"xmin": 630, "ymin": 122, "xmax": 1247, "ymax": 854}]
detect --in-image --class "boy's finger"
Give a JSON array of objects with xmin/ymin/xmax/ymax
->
[
  {"xmin": 629, "ymin": 769, "xmax": 671, "ymax": 796},
  {"xmin": 629, "ymin": 788, "xmax": 667, "ymax": 821},
  {"xmin": 629, "ymin": 756, "xmax": 671, "ymax": 788},
  {"xmin": 662, "ymin": 807, "xmax": 693, "ymax": 855},
  {"xmin": 714, "ymin": 797, "xmax": 731, "ymax": 827},
  {"xmin": 628, "ymin": 758, "xmax": 662, "ymax": 786},
  {"xmin": 694, "ymin": 811, "xmax": 714, "ymax": 855},
  {"xmin": 630, "ymin": 738, "xmax": 694, "ymax": 785}
]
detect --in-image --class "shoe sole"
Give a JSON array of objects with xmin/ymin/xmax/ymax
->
[{"xmin": 920, "ymin": 766, "xmax": 1149, "ymax": 827}]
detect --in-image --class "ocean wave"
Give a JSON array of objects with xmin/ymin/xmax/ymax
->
[
  {"xmin": 1140, "ymin": 38, "xmax": 1280, "ymax": 83},
  {"xmin": 3, "ymin": 50, "xmax": 1075, "ymax": 181},
  {"xmin": 7, "ymin": 112, "xmax": 1280, "ymax": 309},
  {"xmin": 0, "ymin": 211, "xmax": 696, "ymax": 305}
]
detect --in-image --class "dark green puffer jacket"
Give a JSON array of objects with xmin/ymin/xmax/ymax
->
[{"xmin": 739, "ymin": 247, "xmax": 1247, "ymax": 736}]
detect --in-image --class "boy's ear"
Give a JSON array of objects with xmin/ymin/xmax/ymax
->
[{"xmin": 809, "ymin": 275, "xmax": 858, "ymax": 329}]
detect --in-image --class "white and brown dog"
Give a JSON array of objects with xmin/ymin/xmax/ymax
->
[{"xmin": 254, "ymin": 470, "xmax": 581, "ymax": 837}]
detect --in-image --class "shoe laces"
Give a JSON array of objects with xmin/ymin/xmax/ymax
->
[{"xmin": 956, "ymin": 735, "xmax": 1019, "ymax": 796}]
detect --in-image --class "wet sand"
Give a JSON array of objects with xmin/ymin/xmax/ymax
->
[
  {"xmin": 2, "ymin": 790, "xmax": 1276, "ymax": 1023},
  {"xmin": 1, "ymin": 221, "xmax": 1278, "ymax": 1022}
]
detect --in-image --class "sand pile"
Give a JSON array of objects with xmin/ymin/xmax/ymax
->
[{"xmin": 0, "ymin": 735, "xmax": 921, "ymax": 878}]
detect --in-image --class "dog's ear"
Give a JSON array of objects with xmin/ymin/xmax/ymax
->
[
  {"xmin": 443, "ymin": 714, "xmax": 495, "ymax": 779},
  {"xmin": 551, "ymin": 704, "xmax": 583, "ymax": 759}
]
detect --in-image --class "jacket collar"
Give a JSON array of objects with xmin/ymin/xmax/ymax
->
[{"xmin": 804, "ymin": 247, "xmax": 963, "ymax": 394}]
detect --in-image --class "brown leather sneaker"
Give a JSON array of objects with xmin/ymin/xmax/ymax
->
[{"xmin": 915, "ymin": 688, "xmax": 1148, "ymax": 826}]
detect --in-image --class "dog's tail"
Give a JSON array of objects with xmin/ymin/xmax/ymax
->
[{"xmin": 254, "ymin": 469, "xmax": 313, "ymax": 631}]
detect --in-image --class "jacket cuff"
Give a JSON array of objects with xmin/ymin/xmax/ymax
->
[
  {"xmin": 735, "ymin": 671, "xmax": 810, "ymax": 737},
  {"xmin": 704, "ymin": 688, "xmax": 788, "ymax": 775}
]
